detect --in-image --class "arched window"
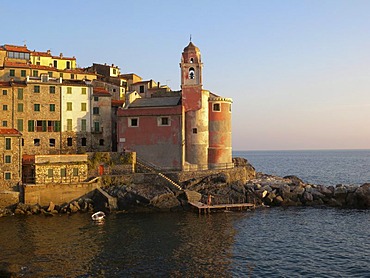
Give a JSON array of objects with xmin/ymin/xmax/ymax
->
[
  {"xmin": 190, "ymin": 58, "xmax": 194, "ymax": 63},
  {"xmin": 189, "ymin": 68, "xmax": 195, "ymax": 79}
]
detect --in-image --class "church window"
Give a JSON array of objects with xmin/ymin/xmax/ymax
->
[
  {"xmin": 189, "ymin": 68, "xmax": 195, "ymax": 79},
  {"xmin": 192, "ymin": 128, "xmax": 197, "ymax": 134},
  {"xmin": 213, "ymin": 103, "xmax": 221, "ymax": 112},
  {"xmin": 190, "ymin": 58, "xmax": 194, "ymax": 63}
]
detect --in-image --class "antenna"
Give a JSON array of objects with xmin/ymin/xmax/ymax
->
[
  {"xmin": 23, "ymin": 40, "xmax": 27, "ymax": 46},
  {"xmin": 190, "ymin": 34, "xmax": 192, "ymax": 42}
]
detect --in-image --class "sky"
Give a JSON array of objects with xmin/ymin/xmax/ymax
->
[{"xmin": 2, "ymin": 0, "xmax": 370, "ymax": 150}]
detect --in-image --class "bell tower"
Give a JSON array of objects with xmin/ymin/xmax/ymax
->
[
  {"xmin": 180, "ymin": 41, "xmax": 203, "ymax": 111},
  {"xmin": 180, "ymin": 41, "xmax": 209, "ymax": 168}
]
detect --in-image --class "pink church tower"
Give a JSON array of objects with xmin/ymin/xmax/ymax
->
[{"xmin": 180, "ymin": 42, "xmax": 209, "ymax": 169}]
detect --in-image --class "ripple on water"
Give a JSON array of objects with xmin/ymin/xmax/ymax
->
[{"xmin": 0, "ymin": 208, "xmax": 369, "ymax": 277}]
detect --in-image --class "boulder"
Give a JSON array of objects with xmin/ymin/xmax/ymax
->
[
  {"xmin": 273, "ymin": 195, "xmax": 284, "ymax": 205},
  {"xmin": 150, "ymin": 193, "xmax": 180, "ymax": 210},
  {"xmin": 334, "ymin": 186, "xmax": 347, "ymax": 205},
  {"xmin": 292, "ymin": 185, "xmax": 305, "ymax": 195},
  {"xmin": 184, "ymin": 190, "xmax": 202, "ymax": 203},
  {"xmin": 319, "ymin": 185, "xmax": 334, "ymax": 197},
  {"xmin": 302, "ymin": 191, "xmax": 313, "ymax": 203},
  {"xmin": 47, "ymin": 201, "xmax": 55, "ymax": 212},
  {"xmin": 30, "ymin": 204, "xmax": 42, "ymax": 214},
  {"xmin": 349, "ymin": 183, "xmax": 370, "ymax": 209},
  {"xmin": 284, "ymin": 175, "xmax": 304, "ymax": 186}
]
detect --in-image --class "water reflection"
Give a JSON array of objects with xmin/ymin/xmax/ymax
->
[
  {"xmin": 88, "ymin": 212, "xmax": 243, "ymax": 277},
  {"xmin": 0, "ymin": 214, "xmax": 104, "ymax": 277}
]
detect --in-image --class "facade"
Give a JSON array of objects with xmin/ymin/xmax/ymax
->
[
  {"xmin": 0, "ymin": 128, "xmax": 22, "ymax": 189},
  {"xmin": 61, "ymin": 80, "xmax": 93, "ymax": 154},
  {"xmin": 22, "ymin": 154, "xmax": 88, "ymax": 184},
  {"xmin": 117, "ymin": 42, "xmax": 233, "ymax": 170},
  {"xmin": 24, "ymin": 76, "xmax": 63, "ymax": 155},
  {"xmin": 0, "ymin": 44, "xmax": 97, "ymax": 82},
  {"xmin": 91, "ymin": 87, "xmax": 112, "ymax": 152}
]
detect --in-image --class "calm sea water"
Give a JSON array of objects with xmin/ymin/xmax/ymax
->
[
  {"xmin": 234, "ymin": 149, "xmax": 370, "ymax": 186},
  {"xmin": 0, "ymin": 150, "xmax": 369, "ymax": 277}
]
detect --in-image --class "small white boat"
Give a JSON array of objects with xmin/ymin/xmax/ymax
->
[{"xmin": 91, "ymin": 211, "xmax": 105, "ymax": 221}]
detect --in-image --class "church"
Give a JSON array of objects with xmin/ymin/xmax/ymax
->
[{"xmin": 117, "ymin": 42, "xmax": 233, "ymax": 171}]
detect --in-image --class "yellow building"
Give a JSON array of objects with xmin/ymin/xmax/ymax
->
[{"xmin": 30, "ymin": 50, "xmax": 76, "ymax": 70}]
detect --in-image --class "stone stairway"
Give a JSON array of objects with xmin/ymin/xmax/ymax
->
[{"xmin": 136, "ymin": 158, "xmax": 183, "ymax": 191}]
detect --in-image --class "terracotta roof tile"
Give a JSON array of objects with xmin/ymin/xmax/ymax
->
[
  {"xmin": 31, "ymin": 51, "xmax": 52, "ymax": 57},
  {"xmin": 93, "ymin": 87, "xmax": 111, "ymax": 96},
  {"xmin": 0, "ymin": 81, "xmax": 11, "ymax": 87},
  {"xmin": 0, "ymin": 128, "xmax": 22, "ymax": 135},
  {"xmin": 3, "ymin": 44, "xmax": 30, "ymax": 53},
  {"xmin": 4, "ymin": 61, "xmax": 30, "ymax": 68},
  {"xmin": 111, "ymin": 100, "xmax": 125, "ymax": 106},
  {"xmin": 51, "ymin": 55, "xmax": 76, "ymax": 61}
]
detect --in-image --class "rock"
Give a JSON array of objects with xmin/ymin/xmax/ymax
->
[
  {"xmin": 334, "ymin": 186, "xmax": 347, "ymax": 205},
  {"xmin": 231, "ymin": 182, "xmax": 246, "ymax": 194},
  {"xmin": 292, "ymin": 185, "xmax": 305, "ymax": 195},
  {"xmin": 279, "ymin": 184, "xmax": 291, "ymax": 195},
  {"xmin": 261, "ymin": 185, "xmax": 272, "ymax": 193},
  {"xmin": 284, "ymin": 175, "xmax": 304, "ymax": 186},
  {"xmin": 274, "ymin": 195, "xmax": 284, "ymax": 205},
  {"xmin": 14, "ymin": 208, "xmax": 25, "ymax": 215},
  {"xmin": 30, "ymin": 204, "xmax": 41, "ymax": 214},
  {"xmin": 16, "ymin": 203, "xmax": 29, "ymax": 213},
  {"xmin": 302, "ymin": 191, "xmax": 313, "ymax": 203},
  {"xmin": 319, "ymin": 185, "xmax": 334, "ymax": 197},
  {"xmin": 326, "ymin": 198, "xmax": 343, "ymax": 207},
  {"xmin": 281, "ymin": 198, "xmax": 300, "ymax": 206},
  {"xmin": 184, "ymin": 190, "xmax": 202, "ymax": 203},
  {"xmin": 347, "ymin": 183, "xmax": 370, "ymax": 209},
  {"xmin": 311, "ymin": 190, "xmax": 325, "ymax": 201},
  {"xmin": 69, "ymin": 203, "xmax": 79, "ymax": 213},
  {"xmin": 47, "ymin": 201, "xmax": 55, "ymax": 212},
  {"xmin": 71, "ymin": 201, "xmax": 80, "ymax": 210},
  {"xmin": 150, "ymin": 193, "xmax": 180, "ymax": 210}
]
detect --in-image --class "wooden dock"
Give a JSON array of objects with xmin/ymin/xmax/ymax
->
[{"xmin": 189, "ymin": 201, "xmax": 256, "ymax": 214}]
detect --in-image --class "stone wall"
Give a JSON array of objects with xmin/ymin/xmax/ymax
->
[
  {"xmin": 33, "ymin": 154, "xmax": 88, "ymax": 184},
  {"xmin": 23, "ymin": 178, "xmax": 100, "ymax": 206},
  {"xmin": 167, "ymin": 166, "xmax": 255, "ymax": 185},
  {"xmin": 87, "ymin": 152, "xmax": 135, "ymax": 177},
  {"xmin": 0, "ymin": 131, "xmax": 22, "ymax": 190}
]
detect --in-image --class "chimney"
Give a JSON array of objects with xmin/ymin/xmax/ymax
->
[
  {"xmin": 47, "ymin": 50, "xmax": 51, "ymax": 54},
  {"xmin": 59, "ymin": 53, "xmax": 63, "ymax": 58}
]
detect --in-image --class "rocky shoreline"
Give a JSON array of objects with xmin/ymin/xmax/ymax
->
[{"xmin": 1, "ymin": 158, "xmax": 369, "ymax": 217}]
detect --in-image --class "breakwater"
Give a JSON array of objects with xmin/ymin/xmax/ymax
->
[{"xmin": 0, "ymin": 157, "xmax": 369, "ymax": 217}]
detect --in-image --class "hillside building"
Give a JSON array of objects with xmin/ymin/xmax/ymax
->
[{"xmin": 0, "ymin": 128, "xmax": 22, "ymax": 190}]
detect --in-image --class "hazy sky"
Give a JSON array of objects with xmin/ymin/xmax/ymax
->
[{"xmin": 2, "ymin": 0, "xmax": 370, "ymax": 150}]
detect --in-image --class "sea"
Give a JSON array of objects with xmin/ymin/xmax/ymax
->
[{"xmin": 0, "ymin": 150, "xmax": 369, "ymax": 277}]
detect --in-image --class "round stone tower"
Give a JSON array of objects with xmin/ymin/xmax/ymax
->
[
  {"xmin": 208, "ymin": 96, "xmax": 233, "ymax": 168},
  {"xmin": 180, "ymin": 42, "xmax": 209, "ymax": 168}
]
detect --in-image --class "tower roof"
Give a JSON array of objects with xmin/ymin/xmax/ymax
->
[{"xmin": 183, "ymin": 42, "xmax": 200, "ymax": 52}]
